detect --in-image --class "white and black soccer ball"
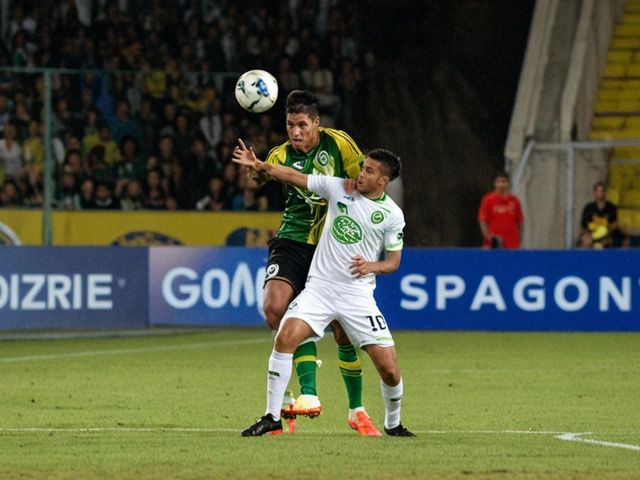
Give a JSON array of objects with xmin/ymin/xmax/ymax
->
[{"xmin": 235, "ymin": 69, "xmax": 278, "ymax": 113}]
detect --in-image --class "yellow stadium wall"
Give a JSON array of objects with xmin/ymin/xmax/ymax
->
[{"xmin": 0, "ymin": 210, "xmax": 282, "ymax": 246}]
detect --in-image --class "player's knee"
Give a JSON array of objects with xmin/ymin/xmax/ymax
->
[
  {"xmin": 378, "ymin": 364, "xmax": 401, "ymax": 386},
  {"xmin": 273, "ymin": 332, "xmax": 288, "ymax": 351},
  {"xmin": 274, "ymin": 326, "xmax": 299, "ymax": 353},
  {"xmin": 381, "ymin": 371, "xmax": 401, "ymax": 387},
  {"xmin": 263, "ymin": 312, "xmax": 280, "ymax": 331},
  {"xmin": 263, "ymin": 301, "xmax": 285, "ymax": 331}
]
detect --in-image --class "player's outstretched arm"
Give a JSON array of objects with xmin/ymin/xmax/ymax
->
[{"xmin": 233, "ymin": 138, "xmax": 308, "ymax": 189}]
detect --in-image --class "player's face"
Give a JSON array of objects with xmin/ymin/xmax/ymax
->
[
  {"xmin": 286, "ymin": 113, "xmax": 320, "ymax": 153},
  {"xmin": 357, "ymin": 158, "xmax": 386, "ymax": 196}
]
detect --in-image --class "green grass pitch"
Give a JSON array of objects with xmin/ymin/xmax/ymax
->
[{"xmin": 0, "ymin": 327, "xmax": 638, "ymax": 479}]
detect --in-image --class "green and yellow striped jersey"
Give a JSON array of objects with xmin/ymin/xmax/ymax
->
[{"xmin": 266, "ymin": 127, "xmax": 363, "ymax": 245}]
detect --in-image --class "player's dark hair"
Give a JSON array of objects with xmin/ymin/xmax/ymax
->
[
  {"xmin": 368, "ymin": 148, "xmax": 401, "ymax": 182},
  {"xmin": 285, "ymin": 90, "xmax": 320, "ymax": 119}
]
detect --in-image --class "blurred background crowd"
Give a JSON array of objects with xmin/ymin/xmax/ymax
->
[{"xmin": 0, "ymin": 0, "xmax": 369, "ymax": 212}]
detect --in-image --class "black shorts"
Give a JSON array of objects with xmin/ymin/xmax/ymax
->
[{"xmin": 265, "ymin": 237, "xmax": 316, "ymax": 295}]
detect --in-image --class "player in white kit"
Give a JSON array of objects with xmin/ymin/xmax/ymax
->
[{"xmin": 233, "ymin": 140, "xmax": 415, "ymax": 437}]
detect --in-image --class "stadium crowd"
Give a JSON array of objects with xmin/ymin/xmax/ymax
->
[{"xmin": 0, "ymin": 0, "xmax": 368, "ymax": 211}]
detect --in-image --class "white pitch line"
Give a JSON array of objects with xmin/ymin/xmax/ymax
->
[
  {"xmin": 556, "ymin": 432, "xmax": 640, "ymax": 451},
  {"xmin": 1, "ymin": 426, "xmax": 638, "ymax": 451},
  {"xmin": 0, "ymin": 427, "xmax": 234, "ymax": 433},
  {"xmin": 0, "ymin": 338, "xmax": 271, "ymax": 363},
  {"xmin": 0, "ymin": 428, "xmax": 561, "ymax": 435}
]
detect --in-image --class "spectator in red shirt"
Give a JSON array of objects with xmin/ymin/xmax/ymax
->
[{"xmin": 478, "ymin": 171, "xmax": 524, "ymax": 249}]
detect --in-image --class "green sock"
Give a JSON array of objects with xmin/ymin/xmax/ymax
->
[
  {"xmin": 294, "ymin": 342, "xmax": 317, "ymax": 395},
  {"xmin": 338, "ymin": 344, "xmax": 363, "ymax": 409}
]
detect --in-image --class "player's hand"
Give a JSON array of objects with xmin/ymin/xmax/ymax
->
[
  {"xmin": 344, "ymin": 178, "xmax": 356, "ymax": 194},
  {"xmin": 349, "ymin": 255, "xmax": 372, "ymax": 278},
  {"xmin": 232, "ymin": 138, "xmax": 262, "ymax": 170}
]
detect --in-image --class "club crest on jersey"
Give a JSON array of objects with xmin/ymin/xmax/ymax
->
[
  {"xmin": 331, "ymin": 215, "xmax": 363, "ymax": 244},
  {"xmin": 265, "ymin": 263, "xmax": 280, "ymax": 279},
  {"xmin": 371, "ymin": 211, "xmax": 385, "ymax": 224},
  {"xmin": 315, "ymin": 151, "xmax": 330, "ymax": 167}
]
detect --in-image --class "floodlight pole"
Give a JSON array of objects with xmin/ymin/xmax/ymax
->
[{"xmin": 43, "ymin": 70, "xmax": 53, "ymax": 246}]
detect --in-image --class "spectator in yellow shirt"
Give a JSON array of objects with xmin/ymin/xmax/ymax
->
[
  {"xmin": 82, "ymin": 122, "xmax": 120, "ymax": 167},
  {"xmin": 23, "ymin": 119, "xmax": 66, "ymax": 179}
]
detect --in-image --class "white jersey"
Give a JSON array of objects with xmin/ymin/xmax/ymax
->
[{"xmin": 306, "ymin": 175, "xmax": 405, "ymax": 290}]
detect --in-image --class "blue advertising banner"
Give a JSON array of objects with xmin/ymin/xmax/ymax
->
[
  {"xmin": 376, "ymin": 249, "xmax": 640, "ymax": 331},
  {"xmin": 148, "ymin": 247, "xmax": 640, "ymax": 332},
  {"xmin": 149, "ymin": 247, "xmax": 268, "ymax": 326},
  {"xmin": 0, "ymin": 247, "xmax": 148, "ymax": 329},
  {"xmin": 3, "ymin": 247, "xmax": 637, "ymax": 331}
]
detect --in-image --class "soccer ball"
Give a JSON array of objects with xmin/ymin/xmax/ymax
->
[{"xmin": 235, "ymin": 69, "xmax": 278, "ymax": 113}]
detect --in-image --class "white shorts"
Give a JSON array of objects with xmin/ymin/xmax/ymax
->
[{"xmin": 281, "ymin": 279, "xmax": 395, "ymax": 348}]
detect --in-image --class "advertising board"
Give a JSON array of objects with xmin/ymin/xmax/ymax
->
[{"xmin": 0, "ymin": 247, "xmax": 148, "ymax": 329}]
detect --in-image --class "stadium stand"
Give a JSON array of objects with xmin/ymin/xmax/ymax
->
[
  {"xmin": 0, "ymin": 0, "xmax": 365, "ymax": 211},
  {"xmin": 591, "ymin": 0, "xmax": 640, "ymax": 233}
]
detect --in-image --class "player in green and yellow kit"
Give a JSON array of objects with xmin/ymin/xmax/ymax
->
[{"xmin": 243, "ymin": 90, "xmax": 379, "ymax": 436}]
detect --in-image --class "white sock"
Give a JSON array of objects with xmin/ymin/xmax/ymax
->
[
  {"xmin": 348, "ymin": 406, "xmax": 365, "ymax": 421},
  {"xmin": 266, "ymin": 349, "xmax": 293, "ymax": 420},
  {"xmin": 381, "ymin": 378, "xmax": 403, "ymax": 430}
]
